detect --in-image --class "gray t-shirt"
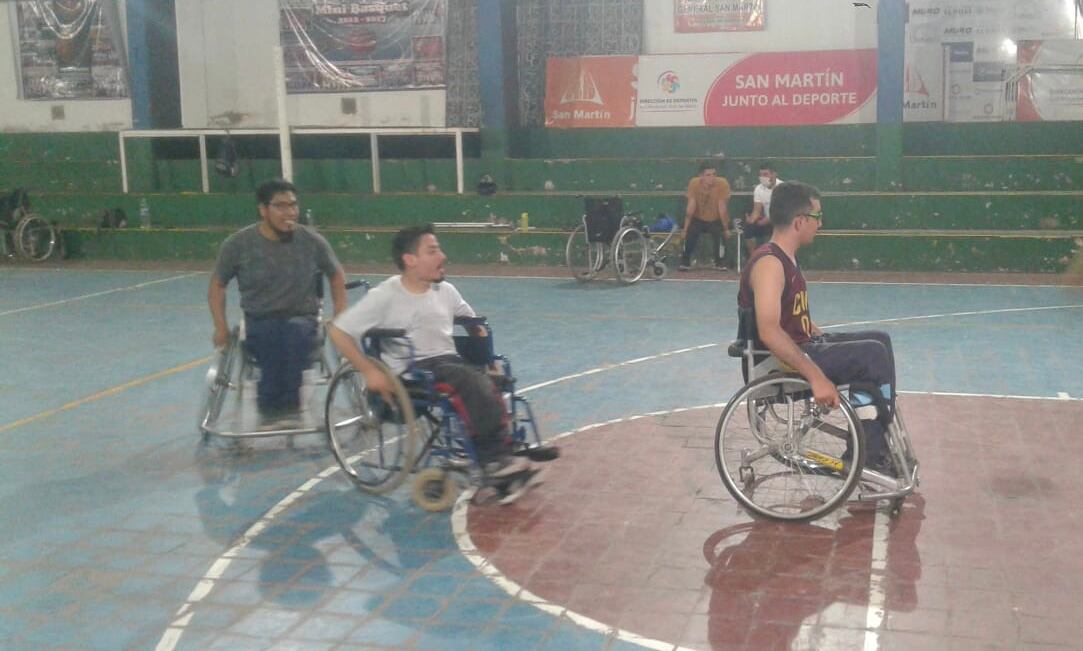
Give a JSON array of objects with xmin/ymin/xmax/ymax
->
[
  {"xmin": 333, "ymin": 276, "xmax": 475, "ymax": 374},
  {"xmin": 213, "ymin": 223, "xmax": 342, "ymax": 318}
]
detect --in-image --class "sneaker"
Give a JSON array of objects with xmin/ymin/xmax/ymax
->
[
  {"xmin": 486, "ymin": 455, "xmax": 531, "ymax": 479},
  {"xmin": 677, "ymin": 264, "xmax": 690, "ymax": 272},
  {"xmin": 864, "ymin": 453, "xmax": 896, "ymax": 476},
  {"xmin": 496, "ymin": 465, "xmax": 548, "ymax": 505},
  {"xmin": 513, "ymin": 445, "xmax": 561, "ymax": 462},
  {"xmin": 258, "ymin": 407, "xmax": 303, "ymax": 431},
  {"xmin": 713, "ymin": 262, "xmax": 728, "ymax": 270}
]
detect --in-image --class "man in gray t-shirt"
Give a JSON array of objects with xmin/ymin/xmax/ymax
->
[{"xmin": 209, "ymin": 179, "xmax": 346, "ymax": 423}]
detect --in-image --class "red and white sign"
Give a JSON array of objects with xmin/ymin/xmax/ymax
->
[
  {"xmin": 1016, "ymin": 40, "xmax": 1083, "ymax": 122},
  {"xmin": 544, "ymin": 56, "xmax": 637, "ymax": 128},
  {"xmin": 546, "ymin": 50, "xmax": 878, "ymax": 128},
  {"xmin": 702, "ymin": 50, "xmax": 877, "ymax": 125},
  {"xmin": 674, "ymin": 0, "xmax": 765, "ymax": 33}
]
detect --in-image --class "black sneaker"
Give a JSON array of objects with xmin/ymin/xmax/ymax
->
[
  {"xmin": 495, "ymin": 465, "xmax": 548, "ymax": 505},
  {"xmin": 865, "ymin": 453, "xmax": 896, "ymax": 476}
]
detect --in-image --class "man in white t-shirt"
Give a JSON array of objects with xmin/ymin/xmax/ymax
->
[
  {"xmin": 744, "ymin": 162, "xmax": 782, "ymax": 255},
  {"xmin": 329, "ymin": 224, "xmax": 546, "ymax": 504}
]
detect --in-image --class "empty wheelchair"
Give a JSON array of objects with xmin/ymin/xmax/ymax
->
[
  {"xmin": 199, "ymin": 278, "xmax": 368, "ymax": 439},
  {"xmin": 565, "ymin": 196, "xmax": 678, "ymax": 284},
  {"xmin": 1, "ymin": 188, "xmax": 59, "ymax": 262},
  {"xmin": 324, "ymin": 316, "xmax": 551, "ymax": 511},
  {"xmin": 714, "ymin": 309, "xmax": 919, "ymax": 522}
]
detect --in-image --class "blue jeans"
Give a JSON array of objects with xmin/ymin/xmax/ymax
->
[{"xmin": 244, "ymin": 315, "xmax": 318, "ymax": 414}]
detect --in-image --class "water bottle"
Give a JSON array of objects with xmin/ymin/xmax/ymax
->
[
  {"xmin": 304, "ymin": 208, "xmax": 315, "ymax": 227},
  {"xmin": 519, "ymin": 212, "xmax": 529, "ymax": 232},
  {"xmin": 138, "ymin": 198, "xmax": 150, "ymax": 230}
]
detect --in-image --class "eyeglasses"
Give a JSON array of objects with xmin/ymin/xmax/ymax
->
[
  {"xmin": 269, "ymin": 201, "xmax": 299, "ymax": 211},
  {"xmin": 800, "ymin": 211, "xmax": 823, "ymax": 222}
]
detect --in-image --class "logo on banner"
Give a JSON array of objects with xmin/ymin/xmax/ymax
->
[
  {"xmin": 560, "ymin": 70, "xmax": 604, "ymax": 106},
  {"xmin": 658, "ymin": 71, "xmax": 681, "ymax": 94},
  {"xmin": 905, "ymin": 63, "xmax": 929, "ymax": 97}
]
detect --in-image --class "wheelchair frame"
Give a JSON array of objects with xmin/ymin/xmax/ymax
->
[
  {"xmin": 324, "ymin": 316, "xmax": 546, "ymax": 511},
  {"xmin": 715, "ymin": 311, "xmax": 920, "ymax": 522},
  {"xmin": 565, "ymin": 196, "xmax": 678, "ymax": 284},
  {"xmin": 199, "ymin": 278, "xmax": 368, "ymax": 440}
]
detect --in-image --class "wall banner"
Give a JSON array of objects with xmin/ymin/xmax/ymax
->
[
  {"xmin": 1016, "ymin": 40, "xmax": 1083, "ymax": 121},
  {"xmin": 16, "ymin": 0, "xmax": 129, "ymax": 100},
  {"xmin": 673, "ymin": 0, "xmax": 766, "ymax": 33},
  {"xmin": 279, "ymin": 0, "xmax": 446, "ymax": 93},
  {"xmin": 544, "ymin": 56, "xmax": 637, "ymax": 128}
]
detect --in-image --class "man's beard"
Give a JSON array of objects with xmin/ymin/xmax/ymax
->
[{"xmin": 273, "ymin": 224, "xmax": 295, "ymax": 242}]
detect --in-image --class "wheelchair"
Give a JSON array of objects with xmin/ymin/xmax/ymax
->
[
  {"xmin": 565, "ymin": 196, "xmax": 678, "ymax": 284},
  {"xmin": 1, "ymin": 188, "xmax": 59, "ymax": 262},
  {"xmin": 323, "ymin": 316, "xmax": 551, "ymax": 511},
  {"xmin": 714, "ymin": 309, "xmax": 920, "ymax": 522},
  {"xmin": 199, "ymin": 278, "xmax": 368, "ymax": 440}
]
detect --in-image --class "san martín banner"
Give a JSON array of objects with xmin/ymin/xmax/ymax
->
[{"xmin": 545, "ymin": 50, "xmax": 877, "ymax": 128}]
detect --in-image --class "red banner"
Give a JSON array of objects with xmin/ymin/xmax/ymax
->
[
  {"xmin": 544, "ymin": 57, "xmax": 637, "ymax": 128},
  {"xmin": 702, "ymin": 50, "xmax": 877, "ymax": 125}
]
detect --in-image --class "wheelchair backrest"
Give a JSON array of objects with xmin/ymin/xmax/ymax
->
[
  {"xmin": 452, "ymin": 316, "xmax": 495, "ymax": 367},
  {"xmin": 732, "ymin": 306, "xmax": 785, "ymax": 383},
  {"xmin": 583, "ymin": 196, "xmax": 623, "ymax": 244}
]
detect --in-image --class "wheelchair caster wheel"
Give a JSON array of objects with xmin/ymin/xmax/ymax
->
[
  {"xmin": 889, "ymin": 497, "xmax": 905, "ymax": 517},
  {"xmin": 651, "ymin": 262, "xmax": 667, "ymax": 280},
  {"xmin": 412, "ymin": 468, "xmax": 458, "ymax": 512}
]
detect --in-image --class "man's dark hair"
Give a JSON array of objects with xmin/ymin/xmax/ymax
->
[
  {"xmin": 769, "ymin": 181, "xmax": 821, "ymax": 228},
  {"xmin": 256, "ymin": 179, "xmax": 298, "ymax": 205},
  {"xmin": 758, "ymin": 161, "xmax": 775, "ymax": 173},
  {"xmin": 698, "ymin": 160, "xmax": 719, "ymax": 174},
  {"xmin": 392, "ymin": 223, "xmax": 436, "ymax": 270}
]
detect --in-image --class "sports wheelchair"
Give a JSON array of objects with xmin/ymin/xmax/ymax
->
[
  {"xmin": 565, "ymin": 196, "xmax": 678, "ymax": 284},
  {"xmin": 714, "ymin": 309, "xmax": 920, "ymax": 522},
  {"xmin": 199, "ymin": 278, "xmax": 368, "ymax": 440},
  {"xmin": 323, "ymin": 316, "xmax": 552, "ymax": 511},
  {"xmin": 1, "ymin": 188, "xmax": 59, "ymax": 262}
]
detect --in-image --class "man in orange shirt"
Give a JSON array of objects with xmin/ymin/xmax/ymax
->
[{"xmin": 679, "ymin": 161, "xmax": 732, "ymax": 271}]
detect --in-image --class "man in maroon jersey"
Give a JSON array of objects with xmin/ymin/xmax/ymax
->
[{"xmin": 737, "ymin": 181, "xmax": 897, "ymax": 469}]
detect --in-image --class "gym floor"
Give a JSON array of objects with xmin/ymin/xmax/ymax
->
[{"xmin": 2, "ymin": 262, "xmax": 1082, "ymax": 650}]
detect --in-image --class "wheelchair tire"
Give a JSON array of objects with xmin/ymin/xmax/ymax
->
[
  {"xmin": 612, "ymin": 226, "xmax": 649, "ymax": 284},
  {"xmin": 715, "ymin": 372, "xmax": 864, "ymax": 522},
  {"xmin": 14, "ymin": 214, "xmax": 57, "ymax": 262},
  {"xmin": 199, "ymin": 329, "xmax": 240, "ymax": 437},
  {"xmin": 651, "ymin": 261, "xmax": 667, "ymax": 280},
  {"xmin": 325, "ymin": 359, "xmax": 418, "ymax": 494},
  {"xmin": 565, "ymin": 224, "xmax": 605, "ymax": 282},
  {"xmin": 412, "ymin": 467, "xmax": 458, "ymax": 512}
]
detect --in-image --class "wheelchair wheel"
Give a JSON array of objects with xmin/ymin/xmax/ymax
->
[
  {"xmin": 325, "ymin": 359, "xmax": 418, "ymax": 494},
  {"xmin": 612, "ymin": 227, "xmax": 649, "ymax": 284},
  {"xmin": 565, "ymin": 224, "xmax": 604, "ymax": 282},
  {"xmin": 651, "ymin": 261, "xmax": 667, "ymax": 280},
  {"xmin": 715, "ymin": 373, "xmax": 864, "ymax": 522},
  {"xmin": 412, "ymin": 467, "xmax": 459, "ymax": 512},
  {"xmin": 199, "ymin": 330, "xmax": 239, "ymax": 437},
  {"xmin": 14, "ymin": 214, "xmax": 58, "ymax": 262}
]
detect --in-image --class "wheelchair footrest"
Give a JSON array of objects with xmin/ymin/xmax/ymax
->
[{"xmin": 513, "ymin": 445, "xmax": 560, "ymax": 462}]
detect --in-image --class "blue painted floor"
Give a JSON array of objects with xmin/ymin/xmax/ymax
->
[{"xmin": 1, "ymin": 266, "xmax": 1081, "ymax": 650}]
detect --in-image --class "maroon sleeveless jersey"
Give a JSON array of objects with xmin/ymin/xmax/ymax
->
[{"xmin": 737, "ymin": 242, "xmax": 812, "ymax": 345}]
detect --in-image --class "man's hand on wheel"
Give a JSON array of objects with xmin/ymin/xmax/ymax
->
[
  {"xmin": 212, "ymin": 327, "xmax": 229, "ymax": 350},
  {"xmin": 811, "ymin": 376, "xmax": 840, "ymax": 410},
  {"xmin": 363, "ymin": 370, "xmax": 396, "ymax": 402}
]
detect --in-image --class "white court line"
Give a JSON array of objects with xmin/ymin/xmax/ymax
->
[
  {"xmin": 154, "ymin": 299, "xmax": 1083, "ymax": 650},
  {"xmin": 863, "ymin": 509, "xmax": 891, "ymax": 651},
  {"xmin": 0, "ymin": 273, "xmax": 198, "ymax": 317}
]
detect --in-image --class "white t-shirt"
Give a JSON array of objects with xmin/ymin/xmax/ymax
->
[
  {"xmin": 753, "ymin": 178, "xmax": 783, "ymax": 219},
  {"xmin": 333, "ymin": 276, "xmax": 475, "ymax": 374}
]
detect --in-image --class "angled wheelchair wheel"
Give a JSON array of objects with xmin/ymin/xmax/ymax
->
[
  {"xmin": 565, "ymin": 224, "xmax": 605, "ymax": 282},
  {"xmin": 412, "ymin": 467, "xmax": 459, "ymax": 512},
  {"xmin": 199, "ymin": 329, "xmax": 240, "ymax": 438},
  {"xmin": 612, "ymin": 226, "xmax": 649, "ymax": 284},
  {"xmin": 715, "ymin": 373, "xmax": 864, "ymax": 522},
  {"xmin": 325, "ymin": 359, "xmax": 418, "ymax": 494},
  {"xmin": 14, "ymin": 214, "xmax": 57, "ymax": 262}
]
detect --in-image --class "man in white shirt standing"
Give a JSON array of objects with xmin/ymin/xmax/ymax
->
[
  {"xmin": 329, "ymin": 224, "xmax": 547, "ymax": 504},
  {"xmin": 744, "ymin": 162, "xmax": 782, "ymax": 256}
]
